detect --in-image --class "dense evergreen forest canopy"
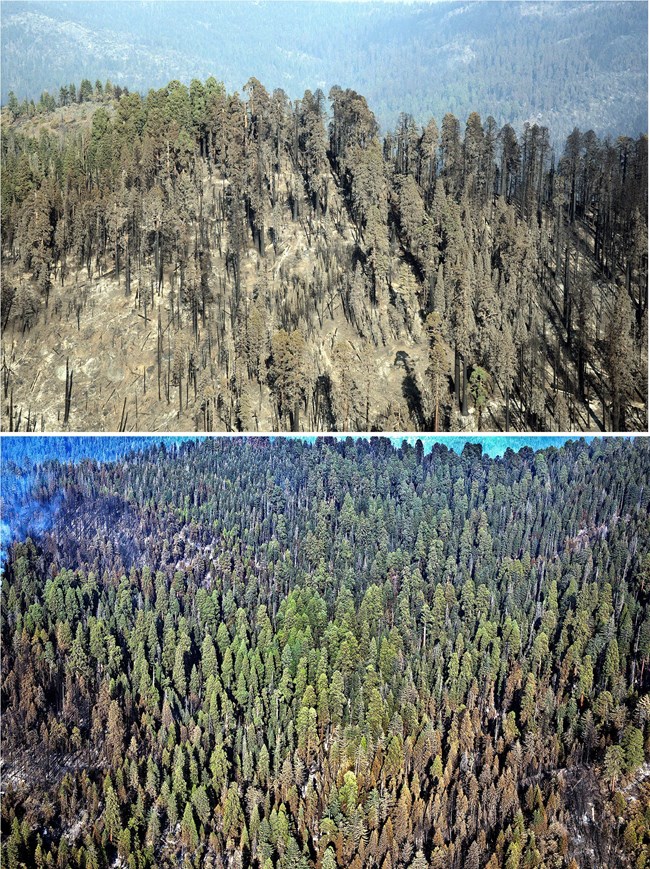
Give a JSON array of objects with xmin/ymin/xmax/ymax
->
[
  {"xmin": 1, "ymin": 1, "xmax": 647, "ymax": 143},
  {"xmin": 0, "ymin": 432, "xmax": 581, "ymax": 469},
  {"xmin": 1, "ymin": 435, "xmax": 649, "ymax": 868},
  {"xmin": 0, "ymin": 434, "xmax": 581, "ymax": 556},
  {"xmin": 1, "ymin": 71, "xmax": 647, "ymax": 433}
]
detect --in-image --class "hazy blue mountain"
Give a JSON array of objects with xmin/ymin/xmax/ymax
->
[{"xmin": 1, "ymin": 1, "xmax": 647, "ymax": 141}]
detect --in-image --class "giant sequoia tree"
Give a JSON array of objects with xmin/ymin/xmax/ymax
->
[{"xmin": 1, "ymin": 435, "xmax": 649, "ymax": 868}]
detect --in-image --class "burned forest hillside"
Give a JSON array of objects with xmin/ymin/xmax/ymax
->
[
  {"xmin": 1, "ymin": 79, "xmax": 647, "ymax": 432},
  {"xmin": 1, "ymin": 436, "xmax": 650, "ymax": 868}
]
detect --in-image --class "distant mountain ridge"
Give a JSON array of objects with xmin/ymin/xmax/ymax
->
[{"xmin": 1, "ymin": 1, "xmax": 647, "ymax": 142}]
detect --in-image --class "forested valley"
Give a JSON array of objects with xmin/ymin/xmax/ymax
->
[
  {"xmin": 1, "ymin": 78, "xmax": 647, "ymax": 432},
  {"xmin": 1, "ymin": 436, "xmax": 649, "ymax": 868},
  {"xmin": 3, "ymin": 2, "xmax": 647, "ymax": 143}
]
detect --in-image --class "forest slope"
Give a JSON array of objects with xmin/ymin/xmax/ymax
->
[
  {"xmin": 1, "ymin": 79, "xmax": 647, "ymax": 432},
  {"xmin": 1, "ymin": 436, "xmax": 649, "ymax": 867},
  {"xmin": 2, "ymin": 1, "xmax": 647, "ymax": 143}
]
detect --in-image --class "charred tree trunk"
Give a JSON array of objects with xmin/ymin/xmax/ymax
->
[
  {"xmin": 461, "ymin": 356, "xmax": 468, "ymax": 416},
  {"xmin": 63, "ymin": 357, "xmax": 73, "ymax": 425}
]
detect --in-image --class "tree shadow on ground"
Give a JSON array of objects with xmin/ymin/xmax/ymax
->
[{"xmin": 395, "ymin": 351, "xmax": 425, "ymax": 429}]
